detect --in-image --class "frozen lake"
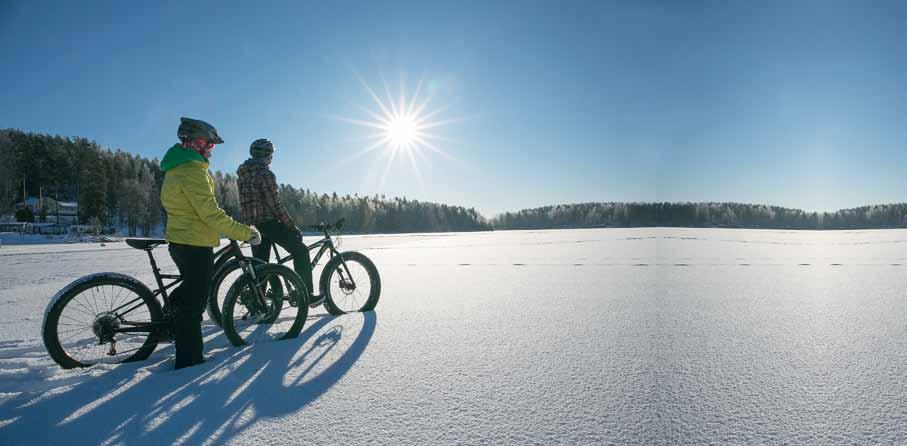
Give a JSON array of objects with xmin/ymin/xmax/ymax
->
[{"xmin": 0, "ymin": 228, "xmax": 905, "ymax": 445}]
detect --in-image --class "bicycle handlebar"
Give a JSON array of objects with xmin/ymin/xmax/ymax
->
[
  {"xmin": 303, "ymin": 218, "xmax": 345, "ymax": 233},
  {"xmin": 226, "ymin": 217, "xmax": 343, "ymax": 251}
]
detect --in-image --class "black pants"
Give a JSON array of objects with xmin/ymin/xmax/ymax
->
[
  {"xmin": 167, "ymin": 243, "xmax": 213, "ymax": 369},
  {"xmin": 251, "ymin": 220, "xmax": 314, "ymax": 296}
]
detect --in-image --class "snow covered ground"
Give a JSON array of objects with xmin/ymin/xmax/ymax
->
[
  {"xmin": 0, "ymin": 228, "xmax": 905, "ymax": 445},
  {"xmin": 0, "ymin": 232, "xmax": 115, "ymax": 246}
]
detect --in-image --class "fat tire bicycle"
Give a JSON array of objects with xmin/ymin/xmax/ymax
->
[
  {"xmin": 207, "ymin": 218, "xmax": 381, "ymax": 326},
  {"xmin": 42, "ymin": 238, "xmax": 309, "ymax": 369}
]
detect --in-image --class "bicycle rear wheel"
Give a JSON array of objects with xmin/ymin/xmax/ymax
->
[
  {"xmin": 221, "ymin": 263, "xmax": 309, "ymax": 346},
  {"xmin": 43, "ymin": 273, "xmax": 162, "ymax": 369}
]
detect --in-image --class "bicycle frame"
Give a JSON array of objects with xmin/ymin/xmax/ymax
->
[
  {"xmin": 266, "ymin": 228, "xmax": 359, "ymax": 290},
  {"xmin": 108, "ymin": 241, "xmax": 258, "ymax": 336},
  {"xmin": 273, "ymin": 234, "xmax": 334, "ymax": 268}
]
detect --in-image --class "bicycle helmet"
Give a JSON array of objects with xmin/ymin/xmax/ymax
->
[
  {"xmin": 177, "ymin": 117, "xmax": 224, "ymax": 144},
  {"xmin": 250, "ymin": 138, "xmax": 275, "ymax": 158}
]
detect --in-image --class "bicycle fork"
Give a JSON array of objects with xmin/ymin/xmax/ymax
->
[
  {"xmin": 238, "ymin": 259, "xmax": 270, "ymax": 309},
  {"xmin": 334, "ymin": 254, "xmax": 358, "ymax": 292}
]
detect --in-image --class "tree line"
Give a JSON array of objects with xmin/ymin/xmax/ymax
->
[
  {"xmin": 0, "ymin": 129, "xmax": 490, "ymax": 235},
  {"xmin": 490, "ymin": 202, "xmax": 907, "ymax": 230},
  {"xmin": 7, "ymin": 129, "xmax": 907, "ymax": 234}
]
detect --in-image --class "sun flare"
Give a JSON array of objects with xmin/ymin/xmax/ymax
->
[
  {"xmin": 333, "ymin": 73, "xmax": 462, "ymax": 190},
  {"xmin": 387, "ymin": 115, "xmax": 418, "ymax": 147}
]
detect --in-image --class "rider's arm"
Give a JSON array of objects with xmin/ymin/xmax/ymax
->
[
  {"xmin": 260, "ymin": 170, "xmax": 296, "ymax": 228},
  {"xmin": 183, "ymin": 168, "xmax": 253, "ymax": 241}
]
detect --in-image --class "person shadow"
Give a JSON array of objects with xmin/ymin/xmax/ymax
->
[{"xmin": 0, "ymin": 311, "xmax": 377, "ymax": 445}]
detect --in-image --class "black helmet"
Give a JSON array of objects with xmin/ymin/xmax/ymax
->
[
  {"xmin": 250, "ymin": 138, "xmax": 275, "ymax": 158},
  {"xmin": 177, "ymin": 117, "xmax": 224, "ymax": 144}
]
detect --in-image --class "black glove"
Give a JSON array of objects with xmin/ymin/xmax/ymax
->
[{"xmin": 293, "ymin": 227, "xmax": 303, "ymax": 244}]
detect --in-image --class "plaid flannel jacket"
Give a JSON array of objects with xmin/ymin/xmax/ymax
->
[{"xmin": 236, "ymin": 159, "xmax": 294, "ymax": 227}]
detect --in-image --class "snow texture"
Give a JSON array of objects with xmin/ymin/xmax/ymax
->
[{"xmin": 0, "ymin": 228, "xmax": 905, "ymax": 445}]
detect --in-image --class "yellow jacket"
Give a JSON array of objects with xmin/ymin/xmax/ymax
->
[{"xmin": 160, "ymin": 144, "xmax": 251, "ymax": 247}]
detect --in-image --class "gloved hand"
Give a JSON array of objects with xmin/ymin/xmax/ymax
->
[
  {"xmin": 293, "ymin": 226, "xmax": 303, "ymax": 244},
  {"xmin": 248, "ymin": 226, "xmax": 262, "ymax": 246}
]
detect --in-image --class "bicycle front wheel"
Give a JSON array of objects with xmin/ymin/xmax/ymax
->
[
  {"xmin": 319, "ymin": 251, "xmax": 381, "ymax": 315},
  {"xmin": 207, "ymin": 257, "xmax": 267, "ymax": 327},
  {"xmin": 43, "ymin": 273, "xmax": 162, "ymax": 369},
  {"xmin": 222, "ymin": 263, "xmax": 309, "ymax": 346}
]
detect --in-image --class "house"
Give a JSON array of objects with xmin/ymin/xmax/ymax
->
[
  {"xmin": 31, "ymin": 222, "xmax": 66, "ymax": 235},
  {"xmin": 46, "ymin": 200, "xmax": 79, "ymax": 225},
  {"xmin": 0, "ymin": 222, "xmax": 64, "ymax": 235},
  {"xmin": 15, "ymin": 197, "xmax": 79, "ymax": 225},
  {"xmin": 14, "ymin": 197, "xmax": 40, "ymax": 212},
  {"xmin": 0, "ymin": 222, "xmax": 28, "ymax": 233}
]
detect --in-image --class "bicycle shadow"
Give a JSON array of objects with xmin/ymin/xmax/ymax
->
[{"xmin": 0, "ymin": 311, "xmax": 377, "ymax": 445}]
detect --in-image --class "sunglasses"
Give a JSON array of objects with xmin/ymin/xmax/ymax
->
[{"xmin": 191, "ymin": 139, "xmax": 216, "ymax": 150}]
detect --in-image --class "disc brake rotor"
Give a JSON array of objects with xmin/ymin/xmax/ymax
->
[{"xmin": 338, "ymin": 277, "xmax": 356, "ymax": 294}]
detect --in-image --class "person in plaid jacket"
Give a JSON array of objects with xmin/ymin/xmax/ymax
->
[{"xmin": 237, "ymin": 138, "xmax": 317, "ymax": 303}]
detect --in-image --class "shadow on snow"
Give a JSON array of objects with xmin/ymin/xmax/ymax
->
[{"xmin": 0, "ymin": 311, "xmax": 377, "ymax": 445}]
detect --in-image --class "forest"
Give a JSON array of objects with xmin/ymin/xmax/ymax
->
[
  {"xmin": 5, "ymin": 129, "xmax": 907, "ymax": 234},
  {"xmin": 0, "ymin": 129, "xmax": 489, "ymax": 235},
  {"xmin": 489, "ymin": 201, "xmax": 907, "ymax": 230}
]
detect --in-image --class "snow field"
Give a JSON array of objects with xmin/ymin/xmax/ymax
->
[{"xmin": 0, "ymin": 229, "xmax": 905, "ymax": 445}]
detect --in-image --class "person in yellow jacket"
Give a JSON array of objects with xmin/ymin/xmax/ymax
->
[{"xmin": 160, "ymin": 117, "xmax": 262, "ymax": 369}]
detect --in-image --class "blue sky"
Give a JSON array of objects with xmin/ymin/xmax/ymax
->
[{"xmin": 2, "ymin": 1, "xmax": 906, "ymax": 215}]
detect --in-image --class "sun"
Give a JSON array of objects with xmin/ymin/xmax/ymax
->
[
  {"xmin": 332, "ymin": 72, "xmax": 462, "ymax": 190},
  {"xmin": 387, "ymin": 115, "xmax": 418, "ymax": 147}
]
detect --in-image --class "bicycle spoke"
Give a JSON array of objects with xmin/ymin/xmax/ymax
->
[
  {"xmin": 73, "ymin": 295, "xmax": 97, "ymax": 317},
  {"xmin": 60, "ymin": 313, "xmax": 90, "ymax": 326},
  {"xmin": 110, "ymin": 284, "xmax": 126, "ymax": 312},
  {"xmin": 56, "ymin": 326, "xmax": 93, "ymax": 335},
  {"xmin": 59, "ymin": 329, "xmax": 95, "ymax": 344},
  {"xmin": 89, "ymin": 286, "xmax": 101, "ymax": 315},
  {"xmin": 63, "ymin": 301, "xmax": 96, "ymax": 319}
]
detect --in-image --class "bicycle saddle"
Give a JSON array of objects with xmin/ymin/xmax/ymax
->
[{"xmin": 125, "ymin": 238, "xmax": 167, "ymax": 250}]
